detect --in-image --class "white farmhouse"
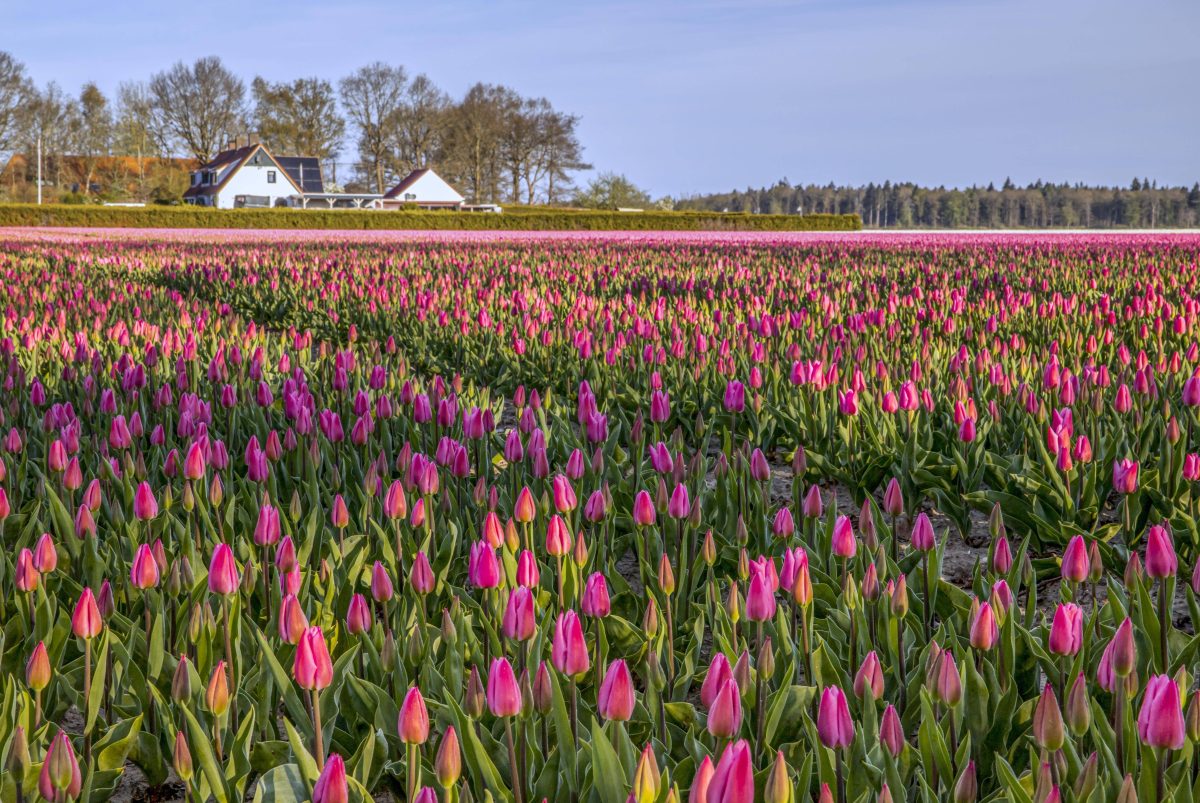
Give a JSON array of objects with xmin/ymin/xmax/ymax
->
[
  {"xmin": 379, "ymin": 168, "xmax": 465, "ymax": 210},
  {"xmin": 183, "ymin": 143, "xmax": 322, "ymax": 208}
]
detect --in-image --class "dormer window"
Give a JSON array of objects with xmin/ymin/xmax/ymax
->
[{"xmin": 267, "ymin": 170, "xmax": 276, "ymax": 184}]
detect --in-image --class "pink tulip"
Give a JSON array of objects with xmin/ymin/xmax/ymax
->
[
  {"xmin": 1138, "ymin": 674, "xmax": 1185, "ymax": 749},
  {"xmin": 294, "ymin": 626, "xmax": 334, "ymax": 690},
  {"xmin": 597, "ymin": 659, "xmax": 635, "ymax": 722},
  {"xmin": 1112, "ymin": 459, "xmax": 1139, "ymax": 494},
  {"xmin": 701, "ymin": 652, "xmax": 734, "ymax": 708},
  {"xmin": 744, "ymin": 570, "xmax": 777, "ymax": 623},
  {"xmin": 690, "ymin": 756, "xmax": 715, "ymax": 803},
  {"xmin": 707, "ymin": 678, "xmax": 743, "ymax": 738},
  {"xmin": 831, "ymin": 515, "xmax": 856, "ymax": 558},
  {"xmin": 130, "ymin": 543, "xmax": 160, "ymax": 589},
  {"xmin": 581, "ymin": 572, "xmax": 612, "ymax": 618},
  {"xmin": 854, "ymin": 651, "xmax": 884, "ymax": 700},
  {"xmin": 707, "ymin": 739, "xmax": 754, "ymax": 803},
  {"xmin": 502, "ymin": 587, "xmax": 536, "ymax": 642},
  {"xmin": 208, "ymin": 543, "xmax": 240, "ymax": 595},
  {"xmin": 817, "ymin": 685, "xmax": 854, "ymax": 748},
  {"xmin": 134, "ymin": 481, "xmax": 159, "ymax": 521},
  {"xmin": 633, "ymin": 490, "xmax": 656, "ymax": 527},
  {"xmin": 398, "ymin": 686, "xmax": 430, "ymax": 744},
  {"xmin": 345, "ymin": 594, "xmax": 372, "ymax": 635},
  {"xmin": 72, "ymin": 588, "xmax": 103, "ymax": 639},
  {"xmin": 1061, "ymin": 535, "xmax": 1089, "ymax": 583},
  {"xmin": 486, "ymin": 657, "xmax": 522, "ymax": 717},
  {"xmin": 313, "ymin": 753, "xmax": 348, "ymax": 803},
  {"xmin": 1048, "ymin": 603, "xmax": 1083, "ymax": 656},
  {"xmin": 39, "ymin": 729, "xmax": 82, "ymax": 801},
  {"xmin": 468, "ymin": 541, "xmax": 501, "ymax": 589},
  {"xmin": 410, "ymin": 551, "xmax": 435, "ymax": 594},
  {"xmin": 279, "ymin": 594, "xmax": 308, "ymax": 644},
  {"xmin": 551, "ymin": 610, "xmax": 590, "ymax": 677},
  {"xmin": 910, "ymin": 512, "xmax": 936, "ymax": 551},
  {"xmin": 1146, "ymin": 524, "xmax": 1177, "ymax": 578}
]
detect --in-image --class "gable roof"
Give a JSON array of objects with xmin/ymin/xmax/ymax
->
[
  {"xmin": 183, "ymin": 143, "xmax": 305, "ymax": 199},
  {"xmin": 382, "ymin": 168, "xmax": 463, "ymax": 202}
]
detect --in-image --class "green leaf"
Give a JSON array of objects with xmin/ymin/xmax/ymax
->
[
  {"xmin": 590, "ymin": 719, "xmax": 627, "ymax": 803},
  {"xmin": 182, "ymin": 706, "xmax": 230, "ymax": 803},
  {"xmin": 85, "ymin": 636, "xmax": 110, "ymax": 736},
  {"xmin": 251, "ymin": 763, "xmax": 309, "ymax": 803}
]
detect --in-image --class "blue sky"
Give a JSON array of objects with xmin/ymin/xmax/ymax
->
[{"xmin": 8, "ymin": 0, "xmax": 1199, "ymax": 196}]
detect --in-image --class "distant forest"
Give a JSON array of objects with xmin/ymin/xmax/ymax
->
[{"xmin": 677, "ymin": 179, "xmax": 1200, "ymax": 228}]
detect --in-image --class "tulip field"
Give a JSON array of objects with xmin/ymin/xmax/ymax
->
[{"xmin": 6, "ymin": 229, "xmax": 1200, "ymax": 803}]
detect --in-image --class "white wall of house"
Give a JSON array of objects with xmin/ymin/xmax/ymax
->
[
  {"xmin": 393, "ymin": 171, "xmax": 464, "ymax": 205},
  {"xmin": 213, "ymin": 163, "xmax": 298, "ymax": 209}
]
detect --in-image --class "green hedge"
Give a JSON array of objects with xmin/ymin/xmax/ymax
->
[{"xmin": 0, "ymin": 203, "xmax": 861, "ymax": 232}]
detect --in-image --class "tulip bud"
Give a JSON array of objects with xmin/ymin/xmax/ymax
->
[
  {"xmin": 1073, "ymin": 752, "xmax": 1098, "ymax": 800},
  {"xmin": 174, "ymin": 731, "xmax": 194, "ymax": 783},
  {"xmin": 633, "ymin": 745, "xmax": 661, "ymax": 803},
  {"xmin": 880, "ymin": 704, "xmax": 905, "ymax": 758},
  {"xmin": 172, "ymin": 655, "xmax": 193, "ymax": 702},
  {"xmin": 465, "ymin": 666, "xmax": 486, "ymax": 718},
  {"xmin": 5, "ymin": 725, "xmax": 29, "ymax": 776},
  {"xmin": 26, "ymin": 642, "xmax": 51, "ymax": 690},
  {"xmin": 1033, "ymin": 685, "xmax": 1065, "ymax": 751},
  {"xmin": 206, "ymin": 661, "xmax": 230, "ymax": 716},
  {"xmin": 953, "ymin": 761, "xmax": 977, "ymax": 803},
  {"xmin": 1189, "ymin": 691, "xmax": 1200, "ymax": 743},
  {"xmin": 1116, "ymin": 774, "xmax": 1138, "ymax": 803},
  {"xmin": 764, "ymin": 750, "xmax": 792, "ymax": 803},
  {"xmin": 532, "ymin": 661, "xmax": 553, "ymax": 713},
  {"xmin": 1065, "ymin": 672, "xmax": 1091, "ymax": 735},
  {"xmin": 436, "ymin": 726, "xmax": 462, "ymax": 788}
]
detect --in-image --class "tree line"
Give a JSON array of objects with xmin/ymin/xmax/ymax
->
[
  {"xmin": 0, "ymin": 52, "xmax": 590, "ymax": 204},
  {"xmin": 676, "ymin": 178, "xmax": 1200, "ymax": 228}
]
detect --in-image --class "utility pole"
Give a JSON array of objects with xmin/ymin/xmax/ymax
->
[{"xmin": 36, "ymin": 133, "xmax": 42, "ymax": 205}]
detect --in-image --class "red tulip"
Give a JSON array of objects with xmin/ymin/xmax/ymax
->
[
  {"xmin": 26, "ymin": 641, "xmax": 51, "ymax": 690},
  {"xmin": 690, "ymin": 756, "xmax": 715, "ymax": 803},
  {"xmin": 71, "ymin": 588, "xmax": 103, "ymax": 639},
  {"xmin": 131, "ymin": 543, "xmax": 160, "ymax": 589},
  {"xmin": 513, "ymin": 486, "xmax": 536, "ymax": 523},
  {"xmin": 278, "ymin": 594, "xmax": 308, "ymax": 644},
  {"xmin": 398, "ymin": 686, "xmax": 430, "ymax": 744},
  {"xmin": 32, "ymin": 532, "xmax": 58, "ymax": 574}
]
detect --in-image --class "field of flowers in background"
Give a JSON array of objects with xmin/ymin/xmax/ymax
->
[{"xmin": 1, "ymin": 229, "xmax": 1200, "ymax": 803}]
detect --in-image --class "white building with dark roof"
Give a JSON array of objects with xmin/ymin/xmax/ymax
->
[
  {"xmin": 380, "ymin": 168, "xmax": 465, "ymax": 209},
  {"xmin": 183, "ymin": 143, "xmax": 323, "ymax": 208}
]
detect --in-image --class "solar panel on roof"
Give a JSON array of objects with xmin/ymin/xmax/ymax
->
[{"xmin": 275, "ymin": 156, "xmax": 324, "ymax": 193}]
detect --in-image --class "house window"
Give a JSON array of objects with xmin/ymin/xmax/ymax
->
[{"xmin": 267, "ymin": 170, "xmax": 276, "ymax": 184}]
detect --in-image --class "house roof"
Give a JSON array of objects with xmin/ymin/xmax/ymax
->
[
  {"xmin": 275, "ymin": 156, "xmax": 324, "ymax": 194},
  {"xmin": 183, "ymin": 143, "xmax": 307, "ymax": 199},
  {"xmin": 382, "ymin": 168, "xmax": 463, "ymax": 202}
]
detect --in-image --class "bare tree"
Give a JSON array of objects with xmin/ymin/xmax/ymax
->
[
  {"xmin": 148, "ymin": 56, "xmax": 247, "ymax": 162},
  {"xmin": 441, "ymin": 83, "xmax": 508, "ymax": 203},
  {"xmin": 390, "ymin": 73, "xmax": 449, "ymax": 175},
  {"xmin": 537, "ymin": 110, "xmax": 589, "ymax": 204},
  {"xmin": 113, "ymin": 82, "xmax": 168, "ymax": 200},
  {"xmin": 339, "ymin": 63, "xmax": 407, "ymax": 193},
  {"xmin": 22, "ymin": 83, "xmax": 80, "ymax": 192},
  {"xmin": 252, "ymin": 76, "xmax": 344, "ymax": 162},
  {"xmin": 75, "ymin": 83, "xmax": 112, "ymax": 195},
  {"xmin": 0, "ymin": 51, "xmax": 32, "ymax": 153}
]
